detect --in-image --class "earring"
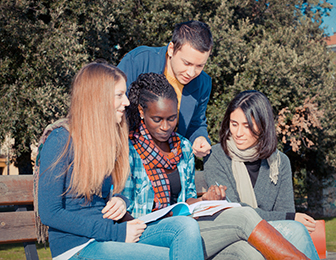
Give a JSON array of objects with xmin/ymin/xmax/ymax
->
[{"xmin": 140, "ymin": 116, "xmax": 144, "ymax": 119}]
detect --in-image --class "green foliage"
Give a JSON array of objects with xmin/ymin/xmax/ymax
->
[
  {"xmin": 0, "ymin": 0, "xmax": 118, "ymax": 172},
  {"xmin": 109, "ymin": 0, "xmax": 222, "ymax": 60},
  {"xmin": 206, "ymin": 0, "xmax": 334, "ymax": 142},
  {"xmin": 203, "ymin": 0, "xmax": 336, "ymax": 211}
]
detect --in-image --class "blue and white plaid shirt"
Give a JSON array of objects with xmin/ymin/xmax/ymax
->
[{"xmin": 121, "ymin": 134, "xmax": 197, "ymax": 218}]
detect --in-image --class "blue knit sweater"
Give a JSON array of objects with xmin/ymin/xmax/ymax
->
[{"xmin": 38, "ymin": 127, "xmax": 127, "ymax": 258}]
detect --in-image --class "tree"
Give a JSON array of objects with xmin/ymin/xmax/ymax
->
[
  {"xmin": 108, "ymin": 0, "xmax": 222, "ymax": 61},
  {"xmin": 204, "ymin": 0, "xmax": 335, "ymax": 213},
  {"xmin": 0, "ymin": 0, "xmax": 119, "ymax": 173},
  {"xmin": 110, "ymin": 0, "xmax": 335, "ymax": 211}
]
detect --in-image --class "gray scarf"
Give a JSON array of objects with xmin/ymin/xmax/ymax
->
[{"xmin": 227, "ymin": 137, "xmax": 280, "ymax": 208}]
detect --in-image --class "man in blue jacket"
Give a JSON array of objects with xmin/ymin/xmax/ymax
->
[{"xmin": 117, "ymin": 20, "xmax": 213, "ymax": 158}]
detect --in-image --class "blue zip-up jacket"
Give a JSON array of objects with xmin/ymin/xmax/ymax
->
[
  {"xmin": 117, "ymin": 45, "xmax": 212, "ymax": 144},
  {"xmin": 38, "ymin": 127, "xmax": 128, "ymax": 258}
]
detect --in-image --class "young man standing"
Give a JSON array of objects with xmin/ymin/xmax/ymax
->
[{"xmin": 117, "ymin": 20, "xmax": 213, "ymax": 157}]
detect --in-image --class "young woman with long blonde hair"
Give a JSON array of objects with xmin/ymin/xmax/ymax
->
[{"xmin": 37, "ymin": 62, "xmax": 203, "ymax": 260}]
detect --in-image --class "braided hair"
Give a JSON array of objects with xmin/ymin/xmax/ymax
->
[{"xmin": 127, "ymin": 72, "xmax": 178, "ymax": 131}]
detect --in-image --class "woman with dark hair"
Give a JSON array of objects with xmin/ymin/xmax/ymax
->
[
  {"xmin": 204, "ymin": 90, "xmax": 319, "ymax": 259},
  {"xmin": 37, "ymin": 62, "xmax": 204, "ymax": 260},
  {"xmin": 117, "ymin": 73, "xmax": 312, "ymax": 260}
]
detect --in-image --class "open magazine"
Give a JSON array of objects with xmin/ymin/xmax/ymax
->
[{"xmin": 138, "ymin": 200, "xmax": 241, "ymax": 223}]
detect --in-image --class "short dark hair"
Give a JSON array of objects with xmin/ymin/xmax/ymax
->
[
  {"xmin": 172, "ymin": 20, "xmax": 213, "ymax": 54},
  {"xmin": 127, "ymin": 73, "xmax": 178, "ymax": 131},
  {"xmin": 219, "ymin": 90, "xmax": 277, "ymax": 159}
]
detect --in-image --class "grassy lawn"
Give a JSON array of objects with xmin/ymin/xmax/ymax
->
[
  {"xmin": 325, "ymin": 217, "xmax": 336, "ymax": 252},
  {"xmin": 0, "ymin": 243, "xmax": 51, "ymax": 260},
  {"xmin": 1, "ymin": 217, "xmax": 336, "ymax": 259}
]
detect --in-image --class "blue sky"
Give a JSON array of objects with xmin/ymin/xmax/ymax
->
[{"xmin": 321, "ymin": 0, "xmax": 336, "ymax": 35}]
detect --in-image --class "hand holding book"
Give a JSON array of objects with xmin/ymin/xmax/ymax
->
[{"xmin": 138, "ymin": 200, "xmax": 241, "ymax": 223}]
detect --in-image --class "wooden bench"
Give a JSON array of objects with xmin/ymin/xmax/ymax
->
[{"xmin": 0, "ymin": 175, "xmax": 39, "ymax": 260}]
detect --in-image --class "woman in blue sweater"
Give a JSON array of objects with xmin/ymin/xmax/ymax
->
[{"xmin": 37, "ymin": 62, "xmax": 203, "ymax": 260}]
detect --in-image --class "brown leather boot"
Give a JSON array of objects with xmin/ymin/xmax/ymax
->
[{"xmin": 248, "ymin": 220, "xmax": 310, "ymax": 260}]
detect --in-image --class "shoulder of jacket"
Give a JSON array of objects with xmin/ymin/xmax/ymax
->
[
  {"xmin": 277, "ymin": 150, "xmax": 291, "ymax": 166},
  {"xmin": 46, "ymin": 126, "xmax": 69, "ymax": 141},
  {"xmin": 126, "ymin": 45, "xmax": 167, "ymax": 58},
  {"xmin": 200, "ymin": 70, "xmax": 211, "ymax": 80},
  {"xmin": 212, "ymin": 143, "xmax": 225, "ymax": 155},
  {"xmin": 190, "ymin": 71, "xmax": 211, "ymax": 85},
  {"xmin": 210, "ymin": 143, "xmax": 231, "ymax": 162}
]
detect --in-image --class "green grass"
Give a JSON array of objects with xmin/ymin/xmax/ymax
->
[
  {"xmin": 0, "ymin": 242, "xmax": 51, "ymax": 260},
  {"xmin": 325, "ymin": 217, "xmax": 336, "ymax": 252},
  {"xmin": 1, "ymin": 217, "xmax": 336, "ymax": 259}
]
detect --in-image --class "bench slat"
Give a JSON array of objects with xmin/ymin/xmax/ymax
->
[
  {"xmin": 0, "ymin": 175, "xmax": 34, "ymax": 205},
  {"xmin": 0, "ymin": 211, "xmax": 37, "ymax": 243}
]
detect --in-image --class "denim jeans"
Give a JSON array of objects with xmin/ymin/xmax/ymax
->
[
  {"xmin": 269, "ymin": 220, "xmax": 320, "ymax": 260},
  {"xmin": 69, "ymin": 216, "xmax": 203, "ymax": 260},
  {"xmin": 69, "ymin": 240, "xmax": 169, "ymax": 260}
]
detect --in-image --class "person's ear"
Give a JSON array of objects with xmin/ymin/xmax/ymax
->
[
  {"xmin": 138, "ymin": 105, "xmax": 144, "ymax": 119},
  {"xmin": 167, "ymin": 42, "xmax": 174, "ymax": 58}
]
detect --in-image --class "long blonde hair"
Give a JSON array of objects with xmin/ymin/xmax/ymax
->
[{"xmin": 67, "ymin": 62, "xmax": 129, "ymax": 200}]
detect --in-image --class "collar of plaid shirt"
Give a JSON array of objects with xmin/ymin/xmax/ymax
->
[{"xmin": 129, "ymin": 120, "xmax": 182, "ymax": 211}]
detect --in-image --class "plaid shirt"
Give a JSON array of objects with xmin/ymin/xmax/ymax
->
[{"xmin": 121, "ymin": 134, "xmax": 197, "ymax": 218}]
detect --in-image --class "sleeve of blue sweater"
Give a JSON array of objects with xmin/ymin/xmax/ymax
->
[
  {"xmin": 38, "ymin": 127, "xmax": 127, "ymax": 243},
  {"xmin": 184, "ymin": 73, "xmax": 212, "ymax": 145}
]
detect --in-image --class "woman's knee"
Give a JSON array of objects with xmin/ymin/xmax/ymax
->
[
  {"xmin": 173, "ymin": 216, "xmax": 201, "ymax": 236},
  {"xmin": 286, "ymin": 220, "xmax": 308, "ymax": 233},
  {"xmin": 270, "ymin": 220, "xmax": 309, "ymax": 236},
  {"xmin": 154, "ymin": 216, "xmax": 201, "ymax": 237},
  {"xmin": 223, "ymin": 207, "xmax": 262, "ymax": 226},
  {"xmin": 210, "ymin": 241, "xmax": 264, "ymax": 260}
]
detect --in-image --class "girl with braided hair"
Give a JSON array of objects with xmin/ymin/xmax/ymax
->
[{"xmin": 113, "ymin": 72, "xmax": 313, "ymax": 259}]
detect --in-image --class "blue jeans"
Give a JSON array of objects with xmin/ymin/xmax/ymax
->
[
  {"xmin": 269, "ymin": 220, "xmax": 320, "ymax": 260},
  {"xmin": 69, "ymin": 240, "xmax": 169, "ymax": 260},
  {"xmin": 70, "ymin": 216, "xmax": 203, "ymax": 260}
]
